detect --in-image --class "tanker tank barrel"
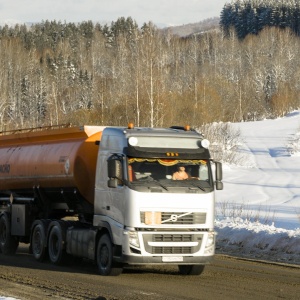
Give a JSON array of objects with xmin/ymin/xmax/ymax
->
[
  {"xmin": 0, "ymin": 124, "xmax": 104, "ymax": 207},
  {"xmin": 0, "ymin": 123, "xmax": 72, "ymax": 136}
]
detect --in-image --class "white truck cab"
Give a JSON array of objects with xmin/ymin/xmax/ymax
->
[{"xmin": 93, "ymin": 124, "xmax": 223, "ymax": 275}]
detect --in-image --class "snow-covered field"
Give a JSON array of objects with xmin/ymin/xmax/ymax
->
[{"xmin": 215, "ymin": 111, "xmax": 300, "ymax": 264}]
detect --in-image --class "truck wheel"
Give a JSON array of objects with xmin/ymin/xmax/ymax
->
[
  {"xmin": 31, "ymin": 221, "xmax": 48, "ymax": 261},
  {"xmin": 0, "ymin": 213, "xmax": 19, "ymax": 255},
  {"xmin": 48, "ymin": 223, "xmax": 65, "ymax": 264},
  {"xmin": 96, "ymin": 234, "xmax": 123, "ymax": 276},
  {"xmin": 178, "ymin": 265, "xmax": 205, "ymax": 275}
]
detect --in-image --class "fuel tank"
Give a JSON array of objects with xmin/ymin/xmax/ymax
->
[{"xmin": 0, "ymin": 125, "xmax": 104, "ymax": 205}]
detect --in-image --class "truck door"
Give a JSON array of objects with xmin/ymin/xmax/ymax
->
[{"xmin": 105, "ymin": 156, "xmax": 126, "ymax": 226}]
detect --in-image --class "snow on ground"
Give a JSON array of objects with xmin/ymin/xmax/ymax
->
[{"xmin": 215, "ymin": 111, "xmax": 300, "ymax": 265}]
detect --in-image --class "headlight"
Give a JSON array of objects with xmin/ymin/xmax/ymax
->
[
  {"xmin": 201, "ymin": 139, "xmax": 210, "ymax": 149},
  {"xmin": 206, "ymin": 233, "xmax": 215, "ymax": 248},
  {"xmin": 128, "ymin": 137, "xmax": 138, "ymax": 146},
  {"xmin": 128, "ymin": 231, "xmax": 140, "ymax": 248}
]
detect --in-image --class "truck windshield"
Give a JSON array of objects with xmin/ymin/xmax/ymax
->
[{"xmin": 127, "ymin": 158, "xmax": 212, "ymax": 189}]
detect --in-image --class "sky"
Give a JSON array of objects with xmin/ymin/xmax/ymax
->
[
  {"xmin": 0, "ymin": 0, "xmax": 229, "ymax": 27},
  {"xmin": 1, "ymin": 112, "xmax": 300, "ymax": 299}
]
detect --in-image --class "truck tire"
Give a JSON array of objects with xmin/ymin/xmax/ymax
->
[
  {"xmin": 178, "ymin": 265, "xmax": 205, "ymax": 275},
  {"xmin": 31, "ymin": 220, "xmax": 48, "ymax": 262},
  {"xmin": 48, "ymin": 222, "xmax": 65, "ymax": 264},
  {"xmin": 0, "ymin": 213, "xmax": 19, "ymax": 255},
  {"xmin": 96, "ymin": 234, "xmax": 123, "ymax": 276}
]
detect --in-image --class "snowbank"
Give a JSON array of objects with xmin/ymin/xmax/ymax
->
[{"xmin": 216, "ymin": 218, "xmax": 300, "ymax": 264}]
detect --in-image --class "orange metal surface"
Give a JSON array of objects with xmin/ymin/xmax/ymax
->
[{"xmin": 0, "ymin": 125, "xmax": 103, "ymax": 204}]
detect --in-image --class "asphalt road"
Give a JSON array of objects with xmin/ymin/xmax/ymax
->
[{"xmin": 0, "ymin": 244, "xmax": 299, "ymax": 300}]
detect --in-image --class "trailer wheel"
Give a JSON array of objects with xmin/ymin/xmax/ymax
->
[
  {"xmin": 0, "ymin": 213, "xmax": 19, "ymax": 255},
  {"xmin": 48, "ymin": 223, "xmax": 65, "ymax": 264},
  {"xmin": 178, "ymin": 265, "xmax": 205, "ymax": 276},
  {"xmin": 96, "ymin": 234, "xmax": 123, "ymax": 276},
  {"xmin": 31, "ymin": 221, "xmax": 48, "ymax": 261}
]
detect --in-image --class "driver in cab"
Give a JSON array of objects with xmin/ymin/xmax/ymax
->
[{"xmin": 172, "ymin": 166, "xmax": 189, "ymax": 180}]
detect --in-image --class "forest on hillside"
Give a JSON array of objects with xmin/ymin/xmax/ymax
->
[
  {"xmin": 220, "ymin": 0, "xmax": 300, "ymax": 38},
  {"xmin": 0, "ymin": 6, "xmax": 299, "ymax": 131}
]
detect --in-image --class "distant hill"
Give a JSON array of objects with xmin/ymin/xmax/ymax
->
[
  {"xmin": 162, "ymin": 17, "xmax": 220, "ymax": 37},
  {"xmin": 0, "ymin": 18, "xmax": 220, "ymax": 38}
]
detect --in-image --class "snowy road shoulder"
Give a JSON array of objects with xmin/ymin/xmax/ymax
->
[{"xmin": 215, "ymin": 218, "xmax": 300, "ymax": 264}]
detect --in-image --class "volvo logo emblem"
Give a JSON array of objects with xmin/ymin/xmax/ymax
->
[
  {"xmin": 161, "ymin": 212, "xmax": 192, "ymax": 224},
  {"xmin": 170, "ymin": 214, "xmax": 178, "ymax": 222}
]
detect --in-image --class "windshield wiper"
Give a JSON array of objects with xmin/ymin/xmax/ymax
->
[
  {"xmin": 152, "ymin": 180, "xmax": 169, "ymax": 191},
  {"xmin": 189, "ymin": 182, "xmax": 206, "ymax": 191},
  {"xmin": 132, "ymin": 177, "xmax": 169, "ymax": 191}
]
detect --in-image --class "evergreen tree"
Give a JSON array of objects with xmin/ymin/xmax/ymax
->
[{"xmin": 220, "ymin": 0, "xmax": 300, "ymax": 38}]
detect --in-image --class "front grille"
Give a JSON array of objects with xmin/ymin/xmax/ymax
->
[
  {"xmin": 142, "ymin": 233, "xmax": 203, "ymax": 254},
  {"xmin": 153, "ymin": 247, "xmax": 192, "ymax": 254},
  {"xmin": 140, "ymin": 211, "xmax": 207, "ymax": 225},
  {"xmin": 153, "ymin": 234, "xmax": 193, "ymax": 242}
]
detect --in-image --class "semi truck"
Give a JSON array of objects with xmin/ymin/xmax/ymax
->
[{"xmin": 0, "ymin": 123, "xmax": 223, "ymax": 276}]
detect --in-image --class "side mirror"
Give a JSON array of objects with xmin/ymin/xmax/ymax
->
[
  {"xmin": 216, "ymin": 181, "xmax": 223, "ymax": 190},
  {"xmin": 107, "ymin": 158, "xmax": 123, "ymax": 187},
  {"xmin": 215, "ymin": 161, "xmax": 223, "ymax": 190},
  {"xmin": 108, "ymin": 159, "xmax": 123, "ymax": 178},
  {"xmin": 215, "ymin": 161, "xmax": 222, "ymax": 181},
  {"xmin": 108, "ymin": 178, "xmax": 118, "ymax": 188}
]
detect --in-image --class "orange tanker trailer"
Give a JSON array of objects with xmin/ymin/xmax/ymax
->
[
  {"xmin": 0, "ymin": 125, "xmax": 103, "ymax": 207},
  {"xmin": 0, "ymin": 125, "xmax": 105, "ymax": 258}
]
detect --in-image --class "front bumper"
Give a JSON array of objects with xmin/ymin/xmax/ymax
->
[{"xmin": 119, "ymin": 254, "xmax": 214, "ymax": 265}]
